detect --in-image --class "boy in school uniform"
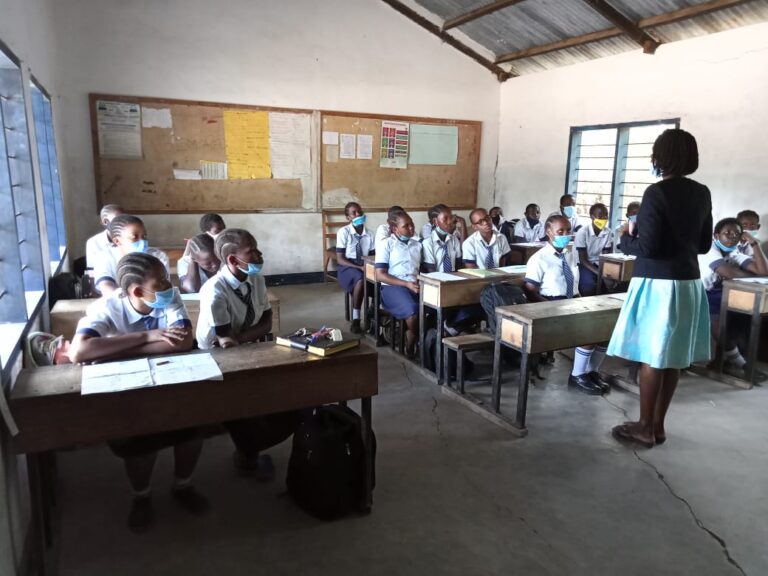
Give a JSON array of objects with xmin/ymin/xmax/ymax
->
[
  {"xmin": 178, "ymin": 233, "xmax": 221, "ymax": 293},
  {"xmin": 85, "ymin": 204, "xmax": 124, "ymax": 268},
  {"xmin": 512, "ymin": 204, "xmax": 545, "ymax": 243},
  {"xmin": 524, "ymin": 215, "xmax": 608, "ymax": 395},
  {"xmin": 462, "ymin": 208, "xmax": 512, "ymax": 269},
  {"xmin": 199, "ymin": 213, "xmax": 226, "ymax": 238},
  {"xmin": 374, "ymin": 205, "xmax": 405, "ymax": 247},
  {"xmin": 737, "ymin": 209, "xmax": 761, "ymax": 256},
  {"xmin": 548, "ymin": 194, "xmax": 583, "ymax": 234},
  {"xmin": 336, "ymin": 202, "xmax": 375, "ymax": 333},
  {"xmin": 574, "ymin": 202, "xmax": 614, "ymax": 296},
  {"xmin": 614, "ymin": 202, "xmax": 640, "ymax": 253},
  {"xmin": 196, "ymin": 228, "xmax": 300, "ymax": 478}
]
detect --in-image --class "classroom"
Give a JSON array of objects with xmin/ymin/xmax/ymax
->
[{"xmin": 1, "ymin": 0, "xmax": 768, "ymax": 574}]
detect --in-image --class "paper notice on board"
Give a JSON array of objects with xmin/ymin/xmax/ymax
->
[
  {"xmin": 409, "ymin": 124, "xmax": 458, "ymax": 165},
  {"xmin": 339, "ymin": 134, "xmax": 356, "ymax": 159},
  {"xmin": 269, "ymin": 112, "xmax": 311, "ymax": 179},
  {"xmin": 356, "ymin": 134, "xmax": 373, "ymax": 160},
  {"xmin": 200, "ymin": 161, "xmax": 228, "ymax": 180},
  {"xmin": 380, "ymin": 120, "xmax": 409, "ymax": 169},
  {"xmin": 322, "ymin": 131, "xmax": 339, "ymax": 145},
  {"xmin": 326, "ymin": 145, "xmax": 339, "ymax": 163},
  {"xmin": 96, "ymin": 100, "xmax": 142, "ymax": 158},
  {"xmin": 141, "ymin": 107, "xmax": 173, "ymax": 129},
  {"xmin": 223, "ymin": 110, "xmax": 271, "ymax": 179}
]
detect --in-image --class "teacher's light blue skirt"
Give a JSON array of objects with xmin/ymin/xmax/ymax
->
[{"xmin": 607, "ymin": 277, "xmax": 711, "ymax": 369}]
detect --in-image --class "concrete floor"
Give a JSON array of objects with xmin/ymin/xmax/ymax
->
[{"xmin": 51, "ymin": 283, "xmax": 768, "ymax": 575}]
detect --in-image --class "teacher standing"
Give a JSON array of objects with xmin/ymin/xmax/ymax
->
[{"xmin": 608, "ymin": 128, "xmax": 712, "ymax": 448}]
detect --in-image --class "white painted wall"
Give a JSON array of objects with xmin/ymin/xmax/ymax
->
[
  {"xmin": 51, "ymin": 0, "xmax": 501, "ymax": 275},
  {"xmin": 496, "ymin": 22, "xmax": 768, "ymax": 239}
]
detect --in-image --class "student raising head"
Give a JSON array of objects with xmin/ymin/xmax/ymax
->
[
  {"xmin": 199, "ymin": 213, "xmax": 226, "ymax": 238},
  {"xmin": 85, "ymin": 203, "xmax": 124, "ymax": 268},
  {"xmin": 421, "ymin": 204, "xmax": 444, "ymax": 241},
  {"xmin": 374, "ymin": 205, "xmax": 405, "ymax": 247},
  {"xmin": 462, "ymin": 208, "xmax": 512, "ymax": 269},
  {"xmin": 574, "ymin": 202, "xmax": 613, "ymax": 296},
  {"xmin": 512, "ymin": 203, "xmax": 544, "ymax": 243},
  {"xmin": 336, "ymin": 202, "xmax": 374, "ymax": 333},
  {"xmin": 93, "ymin": 215, "xmax": 170, "ymax": 296},
  {"xmin": 737, "ymin": 209, "xmax": 761, "ymax": 256},
  {"xmin": 178, "ymin": 233, "xmax": 221, "ymax": 294},
  {"xmin": 68, "ymin": 252, "xmax": 205, "ymax": 532}
]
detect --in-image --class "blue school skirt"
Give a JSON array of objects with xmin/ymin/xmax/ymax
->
[
  {"xmin": 705, "ymin": 288, "xmax": 722, "ymax": 317},
  {"xmin": 607, "ymin": 277, "xmax": 711, "ymax": 369},
  {"xmin": 381, "ymin": 285, "xmax": 419, "ymax": 319},
  {"xmin": 337, "ymin": 264, "xmax": 363, "ymax": 293}
]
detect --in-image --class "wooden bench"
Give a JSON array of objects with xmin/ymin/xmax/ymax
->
[
  {"xmin": 442, "ymin": 333, "xmax": 494, "ymax": 392},
  {"xmin": 322, "ymin": 209, "xmax": 347, "ymax": 282}
]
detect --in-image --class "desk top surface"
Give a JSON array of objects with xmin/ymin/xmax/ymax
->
[
  {"xmin": 724, "ymin": 278, "xmax": 768, "ymax": 293},
  {"xmin": 496, "ymin": 294, "xmax": 625, "ymax": 323}
]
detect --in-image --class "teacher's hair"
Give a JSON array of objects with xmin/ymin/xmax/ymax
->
[{"xmin": 652, "ymin": 128, "xmax": 698, "ymax": 177}]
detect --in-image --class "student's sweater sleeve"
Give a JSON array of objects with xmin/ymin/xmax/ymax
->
[
  {"xmin": 620, "ymin": 185, "xmax": 663, "ymax": 258},
  {"xmin": 165, "ymin": 289, "xmax": 192, "ymax": 329}
]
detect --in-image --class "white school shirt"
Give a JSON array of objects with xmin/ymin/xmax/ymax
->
[
  {"xmin": 85, "ymin": 230, "xmax": 112, "ymax": 269},
  {"xmin": 374, "ymin": 223, "xmax": 391, "ymax": 247},
  {"xmin": 547, "ymin": 211, "xmax": 584, "ymax": 234},
  {"xmin": 698, "ymin": 242, "xmax": 753, "ymax": 292},
  {"xmin": 737, "ymin": 241, "xmax": 754, "ymax": 257},
  {"xmin": 176, "ymin": 255, "xmax": 217, "ymax": 285},
  {"xmin": 525, "ymin": 243, "xmax": 580, "ymax": 298},
  {"xmin": 374, "ymin": 235, "xmax": 421, "ymax": 284},
  {"xmin": 513, "ymin": 219, "xmax": 545, "ymax": 242},
  {"xmin": 422, "ymin": 229, "xmax": 462, "ymax": 272},
  {"xmin": 336, "ymin": 224, "xmax": 374, "ymax": 263},
  {"xmin": 75, "ymin": 288, "xmax": 190, "ymax": 338},
  {"xmin": 574, "ymin": 224, "xmax": 613, "ymax": 264},
  {"xmin": 462, "ymin": 231, "xmax": 511, "ymax": 269},
  {"xmin": 92, "ymin": 246, "xmax": 171, "ymax": 291},
  {"xmin": 196, "ymin": 266, "xmax": 271, "ymax": 349}
]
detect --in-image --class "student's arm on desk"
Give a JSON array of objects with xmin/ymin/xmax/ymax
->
[
  {"xmin": 523, "ymin": 282, "xmax": 547, "ymax": 303},
  {"xmin": 214, "ymin": 309, "xmax": 273, "ymax": 348},
  {"xmin": 180, "ymin": 260, "xmax": 203, "ymax": 294},
  {"xmin": 68, "ymin": 328, "xmax": 193, "ymax": 363},
  {"xmin": 375, "ymin": 268, "xmax": 419, "ymax": 294}
]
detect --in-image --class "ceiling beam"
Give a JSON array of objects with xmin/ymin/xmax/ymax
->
[
  {"xmin": 442, "ymin": 0, "xmax": 527, "ymax": 31},
  {"xmin": 380, "ymin": 0, "xmax": 516, "ymax": 81},
  {"xmin": 580, "ymin": 0, "xmax": 660, "ymax": 53},
  {"xmin": 496, "ymin": 0, "xmax": 755, "ymax": 64}
]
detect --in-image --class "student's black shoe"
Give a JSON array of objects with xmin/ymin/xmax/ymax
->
[
  {"xmin": 233, "ymin": 452, "xmax": 275, "ymax": 482},
  {"xmin": 172, "ymin": 486, "xmax": 210, "ymax": 516},
  {"xmin": 587, "ymin": 371, "xmax": 611, "ymax": 393},
  {"xmin": 350, "ymin": 319, "xmax": 362, "ymax": 334},
  {"xmin": 568, "ymin": 374, "xmax": 604, "ymax": 396},
  {"xmin": 127, "ymin": 495, "xmax": 155, "ymax": 534}
]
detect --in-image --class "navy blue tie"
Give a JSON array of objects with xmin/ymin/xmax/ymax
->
[
  {"xmin": 354, "ymin": 234, "xmax": 363, "ymax": 262},
  {"xmin": 143, "ymin": 315, "xmax": 158, "ymax": 331},
  {"xmin": 234, "ymin": 283, "xmax": 255, "ymax": 328},
  {"xmin": 484, "ymin": 245, "xmax": 495, "ymax": 269},
  {"xmin": 441, "ymin": 241, "xmax": 452, "ymax": 272},
  {"xmin": 556, "ymin": 252, "xmax": 574, "ymax": 298}
]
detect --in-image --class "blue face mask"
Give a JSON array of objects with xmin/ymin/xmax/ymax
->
[
  {"xmin": 128, "ymin": 239, "xmax": 149, "ymax": 253},
  {"xmin": 352, "ymin": 215, "xmax": 366, "ymax": 227},
  {"xmin": 747, "ymin": 229, "xmax": 759, "ymax": 239},
  {"xmin": 628, "ymin": 215, "xmax": 637, "ymax": 223},
  {"xmin": 714, "ymin": 239, "xmax": 737, "ymax": 253},
  {"xmin": 142, "ymin": 286, "xmax": 175, "ymax": 309},
  {"xmin": 237, "ymin": 262, "xmax": 263, "ymax": 276},
  {"xmin": 562, "ymin": 206, "xmax": 575, "ymax": 219},
  {"xmin": 398, "ymin": 235, "xmax": 411, "ymax": 242},
  {"xmin": 552, "ymin": 235, "xmax": 570, "ymax": 250}
]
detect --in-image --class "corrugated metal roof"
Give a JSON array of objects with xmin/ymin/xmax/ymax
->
[{"xmin": 408, "ymin": 0, "xmax": 768, "ymax": 77}]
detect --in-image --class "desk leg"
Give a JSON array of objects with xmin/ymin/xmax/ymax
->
[
  {"xmin": 360, "ymin": 397, "xmax": 373, "ymax": 512},
  {"xmin": 435, "ymin": 306, "xmax": 444, "ymax": 383},
  {"xmin": 491, "ymin": 319, "xmax": 503, "ymax": 413},
  {"xmin": 419, "ymin": 290, "xmax": 426, "ymax": 368},
  {"xmin": 745, "ymin": 294, "xmax": 763, "ymax": 385},
  {"xmin": 363, "ymin": 279, "xmax": 369, "ymax": 333},
  {"xmin": 716, "ymin": 285, "xmax": 729, "ymax": 374},
  {"xmin": 515, "ymin": 349, "xmax": 530, "ymax": 430},
  {"xmin": 27, "ymin": 453, "xmax": 47, "ymax": 575}
]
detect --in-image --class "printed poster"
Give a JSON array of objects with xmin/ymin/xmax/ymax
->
[
  {"xmin": 409, "ymin": 124, "xmax": 458, "ymax": 165},
  {"xmin": 96, "ymin": 100, "xmax": 142, "ymax": 158},
  {"xmin": 223, "ymin": 110, "xmax": 271, "ymax": 179},
  {"xmin": 380, "ymin": 120, "xmax": 409, "ymax": 169}
]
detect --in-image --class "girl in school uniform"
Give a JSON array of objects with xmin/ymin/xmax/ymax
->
[
  {"xmin": 462, "ymin": 208, "xmax": 512, "ymax": 269},
  {"xmin": 85, "ymin": 204, "xmax": 124, "ymax": 269},
  {"xmin": 574, "ymin": 202, "xmax": 614, "ymax": 296},
  {"xmin": 336, "ymin": 202, "xmax": 375, "ymax": 334},
  {"xmin": 524, "ymin": 215, "xmax": 609, "ymax": 395},
  {"xmin": 375, "ymin": 211, "xmax": 422, "ymax": 357},
  {"xmin": 178, "ymin": 233, "xmax": 221, "ymax": 293},
  {"xmin": 196, "ymin": 228, "xmax": 300, "ymax": 479},
  {"xmin": 699, "ymin": 217, "xmax": 768, "ymax": 371},
  {"xmin": 374, "ymin": 205, "xmax": 404, "ymax": 247},
  {"xmin": 608, "ymin": 129, "xmax": 713, "ymax": 448},
  {"xmin": 67, "ymin": 252, "xmax": 207, "ymax": 533},
  {"xmin": 92, "ymin": 214, "xmax": 170, "ymax": 296},
  {"xmin": 512, "ymin": 204, "xmax": 545, "ymax": 243}
]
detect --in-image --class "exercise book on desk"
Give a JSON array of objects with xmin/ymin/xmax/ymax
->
[
  {"xmin": 422, "ymin": 272, "xmax": 465, "ymax": 281},
  {"xmin": 276, "ymin": 331, "xmax": 360, "ymax": 357},
  {"xmin": 459, "ymin": 268, "xmax": 505, "ymax": 278},
  {"xmin": 496, "ymin": 265, "xmax": 528, "ymax": 273},
  {"xmin": 734, "ymin": 277, "xmax": 768, "ymax": 285}
]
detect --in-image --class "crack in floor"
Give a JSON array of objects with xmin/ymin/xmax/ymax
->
[
  {"xmin": 401, "ymin": 362, "xmax": 416, "ymax": 389},
  {"xmin": 431, "ymin": 396, "xmax": 442, "ymax": 436}
]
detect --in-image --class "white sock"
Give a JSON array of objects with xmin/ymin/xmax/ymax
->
[
  {"xmin": 572, "ymin": 347, "xmax": 592, "ymax": 376},
  {"xmin": 725, "ymin": 347, "xmax": 746, "ymax": 368},
  {"xmin": 352, "ymin": 308, "xmax": 360, "ymax": 320},
  {"xmin": 588, "ymin": 346, "xmax": 607, "ymax": 373}
]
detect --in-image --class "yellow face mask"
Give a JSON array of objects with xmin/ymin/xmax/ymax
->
[{"xmin": 593, "ymin": 218, "xmax": 608, "ymax": 230}]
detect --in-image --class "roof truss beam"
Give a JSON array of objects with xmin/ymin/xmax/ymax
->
[
  {"xmin": 442, "ymin": 0, "xmax": 527, "ymax": 31},
  {"xmin": 580, "ymin": 0, "xmax": 660, "ymax": 53}
]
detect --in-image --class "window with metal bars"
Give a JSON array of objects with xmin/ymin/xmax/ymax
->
[{"xmin": 564, "ymin": 119, "xmax": 680, "ymax": 230}]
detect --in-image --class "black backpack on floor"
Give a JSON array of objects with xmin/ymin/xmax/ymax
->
[
  {"xmin": 481, "ymin": 282, "xmax": 528, "ymax": 366},
  {"xmin": 286, "ymin": 405, "xmax": 376, "ymax": 520}
]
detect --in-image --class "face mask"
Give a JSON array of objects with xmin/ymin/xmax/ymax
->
[
  {"xmin": 563, "ymin": 206, "xmax": 575, "ymax": 218},
  {"xmin": 526, "ymin": 217, "xmax": 540, "ymax": 228},
  {"xmin": 628, "ymin": 215, "xmax": 638, "ymax": 223},
  {"xmin": 714, "ymin": 239, "xmax": 736, "ymax": 253},
  {"xmin": 593, "ymin": 218, "xmax": 608, "ymax": 230},
  {"xmin": 235, "ymin": 257, "xmax": 262, "ymax": 276},
  {"xmin": 142, "ymin": 286, "xmax": 175, "ymax": 309},
  {"xmin": 127, "ymin": 239, "xmax": 148, "ymax": 253},
  {"xmin": 650, "ymin": 164, "xmax": 659, "ymax": 177},
  {"xmin": 552, "ymin": 235, "xmax": 570, "ymax": 250},
  {"xmin": 747, "ymin": 229, "xmax": 760, "ymax": 239},
  {"xmin": 398, "ymin": 234, "xmax": 411, "ymax": 242},
  {"xmin": 352, "ymin": 215, "xmax": 366, "ymax": 227}
]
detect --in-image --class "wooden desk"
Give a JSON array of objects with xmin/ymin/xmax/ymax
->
[
  {"xmin": 362, "ymin": 257, "xmax": 381, "ymax": 346},
  {"xmin": 12, "ymin": 343, "xmax": 378, "ymax": 574},
  {"xmin": 508, "ymin": 243, "xmax": 544, "ymax": 265},
  {"xmin": 491, "ymin": 295, "xmax": 625, "ymax": 431},
  {"xmin": 596, "ymin": 254, "xmax": 635, "ymax": 294},
  {"xmin": 418, "ymin": 269, "xmax": 525, "ymax": 381},
  {"xmin": 50, "ymin": 291, "xmax": 281, "ymax": 340}
]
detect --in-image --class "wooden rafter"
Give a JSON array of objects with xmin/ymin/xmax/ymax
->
[
  {"xmin": 442, "ymin": 0, "xmax": 527, "ymax": 31},
  {"xmin": 380, "ymin": 0, "xmax": 515, "ymax": 81},
  {"xmin": 496, "ymin": 0, "xmax": 756, "ymax": 64},
  {"xmin": 580, "ymin": 0, "xmax": 660, "ymax": 53}
]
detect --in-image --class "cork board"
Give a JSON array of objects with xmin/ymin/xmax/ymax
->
[
  {"xmin": 320, "ymin": 112, "xmax": 480, "ymax": 210},
  {"xmin": 90, "ymin": 94, "xmax": 314, "ymax": 213}
]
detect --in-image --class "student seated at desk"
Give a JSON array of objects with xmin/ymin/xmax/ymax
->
[
  {"xmin": 178, "ymin": 233, "xmax": 221, "ymax": 293},
  {"xmin": 512, "ymin": 204, "xmax": 545, "ymax": 243},
  {"xmin": 548, "ymin": 194, "xmax": 583, "ymax": 234},
  {"xmin": 614, "ymin": 202, "xmax": 640, "ymax": 253},
  {"xmin": 85, "ymin": 204, "xmax": 124, "ymax": 269},
  {"xmin": 68, "ymin": 252, "xmax": 207, "ymax": 533},
  {"xmin": 462, "ymin": 208, "xmax": 512, "ymax": 269},
  {"xmin": 374, "ymin": 204, "xmax": 404, "ymax": 247},
  {"xmin": 699, "ymin": 217, "xmax": 768, "ymax": 372},
  {"xmin": 575, "ymin": 202, "xmax": 613, "ymax": 296},
  {"xmin": 200, "ymin": 213, "xmax": 226, "ymax": 238},
  {"xmin": 375, "ymin": 211, "xmax": 422, "ymax": 357},
  {"xmin": 420, "ymin": 204, "xmax": 441, "ymax": 241},
  {"xmin": 196, "ymin": 228, "xmax": 301, "ymax": 479},
  {"xmin": 336, "ymin": 202, "xmax": 374, "ymax": 334},
  {"xmin": 524, "ymin": 215, "xmax": 609, "ymax": 396},
  {"xmin": 92, "ymin": 215, "xmax": 170, "ymax": 296},
  {"xmin": 737, "ymin": 209, "xmax": 761, "ymax": 256}
]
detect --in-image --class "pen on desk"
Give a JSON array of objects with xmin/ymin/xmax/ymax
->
[
  {"xmin": 287, "ymin": 341, "xmax": 308, "ymax": 351},
  {"xmin": 156, "ymin": 360, "xmax": 171, "ymax": 366}
]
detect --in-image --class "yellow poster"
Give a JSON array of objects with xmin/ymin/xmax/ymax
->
[{"xmin": 223, "ymin": 110, "xmax": 271, "ymax": 179}]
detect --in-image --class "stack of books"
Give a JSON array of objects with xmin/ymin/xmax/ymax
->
[{"xmin": 276, "ymin": 328, "xmax": 360, "ymax": 357}]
